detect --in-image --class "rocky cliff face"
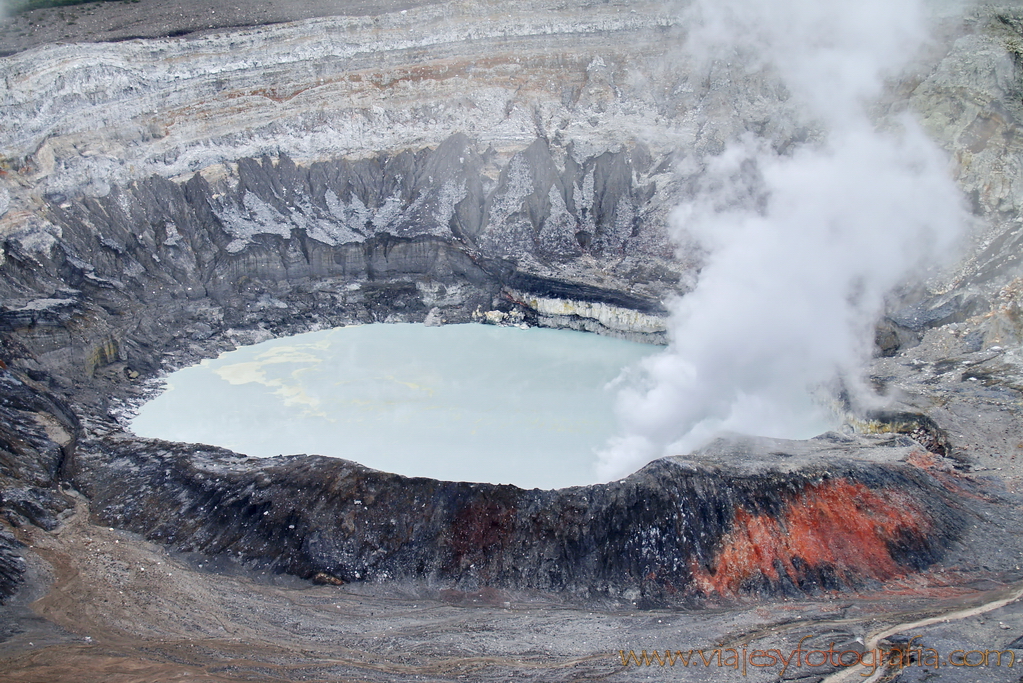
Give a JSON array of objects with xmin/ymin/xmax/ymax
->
[
  {"xmin": 1, "ymin": 0, "xmax": 1023, "ymax": 617},
  {"xmin": 73, "ymin": 432, "xmax": 970, "ymax": 604}
]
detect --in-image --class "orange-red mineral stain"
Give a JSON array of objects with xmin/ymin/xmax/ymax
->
[
  {"xmin": 691, "ymin": 478, "xmax": 931, "ymax": 595},
  {"xmin": 906, "ymin": 450, "xmax": 941, "ymax": 469}
]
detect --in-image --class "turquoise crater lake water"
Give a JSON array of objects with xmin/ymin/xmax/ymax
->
[{"xmin": 130, "ymin": 323, "xmax": 659, "ymax": 489}]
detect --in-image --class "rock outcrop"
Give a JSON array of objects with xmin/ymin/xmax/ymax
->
[{"xmin": 75, "ymin": 431, "xmax": 969, "ymax": 604}]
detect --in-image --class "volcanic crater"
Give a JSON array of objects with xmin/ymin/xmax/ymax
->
[{"xmin": 2, "ymin": 1, "xmax": 1023, "ymax": 681}]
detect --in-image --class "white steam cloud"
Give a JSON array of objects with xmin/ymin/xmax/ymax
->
[{"xmin": 598, "ymin": 0, "xmax": 968, "ymax": 480}]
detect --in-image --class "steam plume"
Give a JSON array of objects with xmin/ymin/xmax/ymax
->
[{"xmin": 598, "ymin": 0, "xmax": 967, "ymax": 480}]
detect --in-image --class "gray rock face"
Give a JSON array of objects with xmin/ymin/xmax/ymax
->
[
  {"xmin": 0, "ymin": 360, "xmax": 77, "ymax": 600},
  {"xmin": 885, "ymin": 7, "xmax": 1023, "ymax": 329},
  {"xmin": 40, "ymin": 136, "xmax": 677, "ymax": 292}
]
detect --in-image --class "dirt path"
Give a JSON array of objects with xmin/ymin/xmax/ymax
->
[{"xmin": 821, "ymin": 581, "xmax": 1023, "ymax": 683}]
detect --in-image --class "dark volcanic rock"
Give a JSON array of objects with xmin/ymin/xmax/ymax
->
[
  {"xmin": 0, "ymin": 365, "xmax": 77, "ymax": 600},
  {"xmin": 74, "ymin": 432, "xmax": 968, "ymax": 605},
  {"xmin": 0, "ymin": 528, "xmax": 24, "ymax": 604}
]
